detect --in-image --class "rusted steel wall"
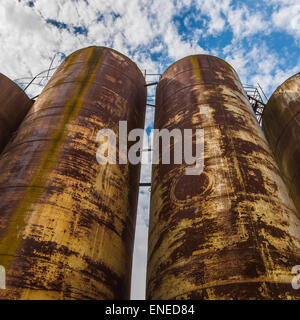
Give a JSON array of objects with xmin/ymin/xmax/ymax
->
[
  {"xmin": 0, "ymin": 73, "xmax": 33, "ymax": 153},
  {"xmin": 262, "ymin": 73, "xmax": 300, "ymax": 217},
  {"xmin": 146, "ymin": 55, "xmax": 300, "ymax": 300},
  {"xmin": 0, "ymin": 46, "xmax": 146, "ymax": 299}
]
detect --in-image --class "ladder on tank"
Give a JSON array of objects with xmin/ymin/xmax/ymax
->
[{"xmin": 138, "ymin": 71, "xmax": 161, "ymax": 190}]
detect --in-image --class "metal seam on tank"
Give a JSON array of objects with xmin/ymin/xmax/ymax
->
[
  {"xmin": 61, "ymin": 45, "xmax": 145, "ymax": 78},
  {"xmin": 22, "ymin": 86, "xmax": 137, "ymax": 121},
  {"xmin": 0, "ymin": 139, "xmax": 58, "ymax": 158},
  {"xmin": 1, "ymin": 166, "xmax": 283, "ymax": 200},
  {"xmin": 22, "ymin": 106, "xmax": 69, "ymax": 121},
  {"xmin": 152, "ymin": 265, "xmax": 293, "ymax": 298},
  {"xmin": 0, "ymin": 255, "xmax": 122, "ymax": 299},
  {"xmin": 160, "ymin": 54, "xmax": 236, "ymax": 77},
  {"xmin": 166, "ymin": 188, "xmax": 290, "ymax": 207},
  {"xmin": 158, "ymin": 88, "xmax": 248, "ymax": 108},
  {"xmin": 160, "ymin": 58, "xmax": 239, "ymax": 83},
  {"xmin": 16, "ymin": 98, "xmax": 131, "ymax": 127},
  {"xmin": 157, "ymin": 81, "xmax": 248, "ymax": 106},
  {"xmin": 0, "ymin": 47, "xmax": 104, "ymax": 270},
  {"xmin": 0, "ymin": 196, "xmax": 123, "ymax": 236},
  {"xmin": 158, "ymin": 69, "xmax": 242, "ymax": 94},
  {"xmin": 0, "ymin": 184, "xmax": 127, "ymax": 232},
  {"xmin": 43, "ymin": 77, "xmax": 143, "ymax": 96},
  {"xmin": 171, "ymin": 276, "xmax": 294, "ymax": 299},
  {"xmin": 158, "ymin": 75, "xmax": 242, "ymax": 92},
  {"xmin": 29, "ymin": 82, "xmax": 145, "ymax": 117},
  {"xmin": 0, "ymin": 97, "xmax": 109, "ymax": 156},
  {"xmin": 149, "ymin": 124, "xmax": 268, "ymax": 145},
  {"xmin": 158, "ymin": 98, "xmax": 255, "ymax": 117},
  {"xmin": 43, "ymin": 62, "xmax": 144, "ymax": 94}
]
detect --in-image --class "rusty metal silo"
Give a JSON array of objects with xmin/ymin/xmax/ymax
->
[
  {"xmin": 0, "ymin": 73, "xmax": 33, "ymax": 153},
  {"xmin": 146, "ymin": 55, "xmax": 300, "ymax": 299},
  {"xmin": 0, "ymin": 46, "xmax": 146, "ymax": 299},
  {"xmin": 262, "ymin": 73, "xmax": 300, "ymax": 217}
]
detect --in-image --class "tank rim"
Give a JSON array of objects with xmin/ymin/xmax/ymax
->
[
  {"xmin": 63, "ymin": 46, "xmax": 145, "ymax": 80},
  {"xmin": 160, "ymin": 54, "xmax": 236, "ymax": 77},
  {"xmin": 267, "ymin": 71, "xmax": 300, "ymax": 104},
  {"xmin": 0, "ymin": 73, "xmax": 32, "ymax": 101}
]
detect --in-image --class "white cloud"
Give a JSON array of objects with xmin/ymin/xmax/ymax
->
[
  {"xmin": 224, "ymin": 41, "xmax": 300, "ymax": 97},
  {"xmin": 272, "ymin": 3, "xmax": 300, "ymax": 38},
  {"xmin": 0, "ymin": 0, "xmax": 300, "ymax": 300},
  {"xmin": 227, "ymin": 5, "xmax": 268, "ymax": 39},
  {"xmin": 195, "ymin": 0, "xmax": 230, "ymax": 36},
  {"xmin": 194, "ymin": 0, "xmax": 268, "ymax": 39},
  {"xmin": 0, "ymin": 0, "xmax": 209, "ymax": 96},
  {"xmin": 163, "ymin": 23, "xmax": 206, "ymax": 60}
]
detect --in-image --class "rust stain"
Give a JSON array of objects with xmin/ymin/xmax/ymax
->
[
  {"xmin": 146, "ymin": 54, "xmax": 300, "ymax": 300},
  {"xmin": 0, "ymin": 46, "xmax": 146, "ymax": 300}
]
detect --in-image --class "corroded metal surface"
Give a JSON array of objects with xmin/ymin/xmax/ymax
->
[
  {"xmin": 262, "ymin": 73, "xmax": 300, "ymax": 217},
  {"xmin": 0, "ymin": 46, "xmax": 146, "ymax": 299},
  {"xmin": 0, "ymin": 73, "xmax": 32, "ymax": 153},
  {"xmin": 146, "ymin": 55, "xmax": 300, "ymax": 299}
]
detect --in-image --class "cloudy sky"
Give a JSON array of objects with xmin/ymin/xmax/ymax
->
[{"xmin": 1, "ymin": 0, "xmax": 300, "ymax": 299}]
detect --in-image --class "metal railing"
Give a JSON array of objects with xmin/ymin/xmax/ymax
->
[
  {"xmin": 13, "ymin": 52, "xmax": 65, "ymax": 99},
  {"xmin": 243, "ymin": 83, "xmax": 267, "ymax": 125}
]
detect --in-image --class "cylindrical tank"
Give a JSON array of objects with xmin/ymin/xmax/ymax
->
[
  {"xmin": 0, "ymin": 73, "xmax": 33, "ymax": 153},
  {"xmin": 262, "ymin": 73, "xmax": 300, "ymax": 217},
  {"xmin": 0, "ymin": 46, "xmax": 146, "ymax": 299},
  {"xmin": 146, "ymin": 55, "xmax": 300, "ymax": 299}
]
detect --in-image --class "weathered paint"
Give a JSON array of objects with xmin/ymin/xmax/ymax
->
[
  {"xmin": 262, "ymin": 73, "xmax": 300, "ymax": 218},
  {"xmin": 146, "ymin": 55, "xmax": 300, "ymax": 300},
  {"xmin": 0, "ymin": 73, "xmax": 33, "ymax": 153},
  {"xmin": 0, "ymin": 46, "xmax": 146, "ymax": 299}
]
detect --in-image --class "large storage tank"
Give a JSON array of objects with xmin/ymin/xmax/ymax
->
[
  {"xmin": 146, "ymin": 55, "xmax": 300, "ymax": 299},
  {"xmin": 0, "ymin": 73, "xmax": 33, "ymax": 153},
  {"xmin": 0, "ymin": 46, "xmax": 146, "ymax": 299},
  {"xmin": 262, "ymin": 73, "xmax": 300, "ymax": 217}
]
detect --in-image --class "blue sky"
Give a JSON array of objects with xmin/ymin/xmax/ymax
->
[{"xmin": 1, "ymin": 0, "xmax": 300, "ymax": 299}]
